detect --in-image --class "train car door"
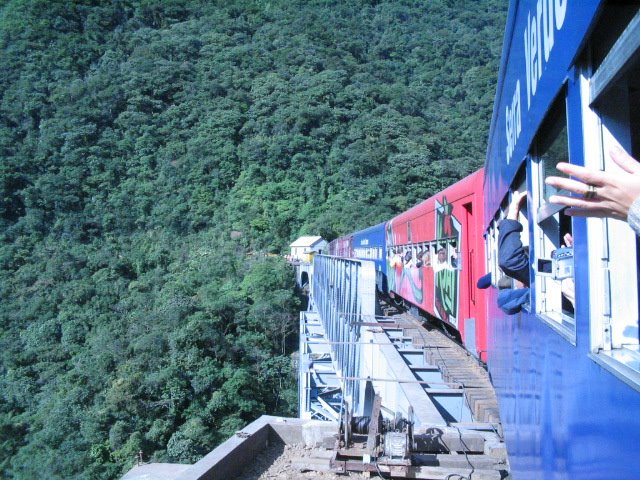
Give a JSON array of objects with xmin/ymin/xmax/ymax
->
[{"xmin": 462, "ymin": 201, "xmax": 477, "ymax": 356}]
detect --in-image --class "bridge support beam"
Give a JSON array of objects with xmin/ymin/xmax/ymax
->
[{"xmin": 300, "ymin": 255, "xmax": 447, "ymax": 427}]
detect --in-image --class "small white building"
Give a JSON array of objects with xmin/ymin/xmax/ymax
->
[{"xmin": 289, "ymin": 236, "xmax": 327, "ymax": 263}]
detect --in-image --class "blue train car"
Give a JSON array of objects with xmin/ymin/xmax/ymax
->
[
  {"xmin": 351, "ymin": 222, "xmax": 387, "ymax": 293},
  {"xmin": 484, "ymin": 1, "xmax": 640, "ymax": 478}
]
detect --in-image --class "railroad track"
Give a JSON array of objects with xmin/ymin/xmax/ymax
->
[
  {"xmin": 387, "ymin": 306, "xmax": 503, "ymax": 430},
  {"xmin": 364, "ymin": 302, "xmax": 510, "ymax": 479}
]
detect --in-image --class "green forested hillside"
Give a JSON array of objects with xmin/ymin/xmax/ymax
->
[{"xmin": 0, "ymin": 0, "xmax": 506, "ymax": 478}]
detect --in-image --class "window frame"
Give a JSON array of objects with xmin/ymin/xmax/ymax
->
[
  {"xmin": 584, "ymin": 10, "xmax": 640, "ymax": 391},
  {"xmin": 529, "ymin": 94, "xmax": 577, "ymax": 343}
]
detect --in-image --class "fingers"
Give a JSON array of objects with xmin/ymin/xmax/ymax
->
[
  {"xmin": 507, "ymin": 190, "xmax": 527, "ymax": 219},
  {"xmin": 548, "ymin": 194, "xmax": 592, "ymax": 209},
  {"xmin": 545, "ymin": 175, "xmax": 593, "ymax": 195},
  {"xmin": 610, "ymin": 147, "xmax": 640, "ymax": 174},
  {"xmin": 511, "ymin": 190, "xmax": 527, "ymax": 205},
  {"xmin": 547, "ymin": 194, "xmax": 623, "ymax": 220},
  {"xmin": 564, "ymin": 207, "xmax": 621, "ymax": 219},
  {"xmin": 551, "ymin": 148, "xmax": 639, "ymax": 187},
  {"xmin": 543, "ymin": 151, "xmax": 640, "ymax": 222},
  {"xmin": 553, "ymin": 162, "xmax": 606, "ymax": 186},
  {"xmin": 563, "ymin": 233, "xmax": 573, "ymax": 247}
]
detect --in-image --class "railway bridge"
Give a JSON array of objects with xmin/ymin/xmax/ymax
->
[{"xmin": 295, "ymin": 255, "xmax": 508, "ymax": 478}]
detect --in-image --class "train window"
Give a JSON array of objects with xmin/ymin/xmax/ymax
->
[
  {"xmin": 531, "ymin": 95, "xmax": 576, "ymax": 342},
  {"xmin": 585, "ymin": 9, "xmax": 640, "ymax": 387},
  {"xmin": 490, "ymin": 223, "xmax": 498, "ymax": 285},
  {"xmin": 484, "ymin": 203, "xmax": 506, "ymax": 290},
  {"xmin": 484, "ymin": 199, "xmax": 512, "ymax": 292},
  {"xmin": 491, "ymin": 215, "xmax": 501, "ymax": 284},
  {"xmin": 512, "ymin": 171, "xmax": 529, "ymax": 250},
  {"xmin": 427, "ymin": 243, "xmax": 435, "ymax": 267}
]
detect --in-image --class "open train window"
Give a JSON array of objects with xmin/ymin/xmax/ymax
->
[
  {"xmin": 585, "ymin": 7, "xmax": 640, "ymax": 388},
  {"xmin": 484, "ymin": 198, "xmax": 510, "ymax": 291},
  {"xmin": 531, "ymin": 94, "xmax": 576, "ymax": 342},
  {"xmin": 483, "ymin": 225, "xmax": 496, "ymax": 288},
  {"xmin": 512, "ymin": 170, "xmax": 529, "ymax": 252},
  {"xmin": 484, "ymin": 192, "xmax": 525, "ymax": 293}
]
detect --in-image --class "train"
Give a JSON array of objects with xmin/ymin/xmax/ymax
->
[
  {"xmin": 329, "ymin": 170, "xmax": 489, "ymax": 361},
  {"xmin": 328, "ymin": 1, "xmax": 640, "ymax": 478}
]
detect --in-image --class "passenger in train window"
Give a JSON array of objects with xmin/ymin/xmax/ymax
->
[
  {"xmin": 410, "ymin": 249, "xmax": 422, "ymax": 269},
  {"xmin": 449, "ymin": 241, "xmax": 458, "ymax": 269},
  {"xmin": 545, "ymin": 147, "xmax": 640, "ymax": 236},
  {"xmin": 498, "ymin": 190, "xmax": 530, "ymax": 287},
  {"xmin": 388, "ymin": 248, "xmax": 398, "ymax": 268},
  {"xmin": 433, "ymin": 246, "xmax": 452, "ymax": 272},
  {"xmin": 393, "ymin": 248, "xmax": 403, "ymax": 268},
  {"xmin": 404, "ymin": 249, "xmax": 413, "ymax": 266},
  {"xmin": 422, "ymin": 248, "xmax": 432, "ymax": 268}
]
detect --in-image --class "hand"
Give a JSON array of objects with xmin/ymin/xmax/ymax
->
[
  {"xmin": 545, "ymin": 147, "xmax": 640, "ymax": 221},
  {"xmin": 507, "ymin": 190, "xmax": 527, "ymax": 220},
  {"xmin": 562, "ymin": 233, "xmax": 573, "ymax": 248}
]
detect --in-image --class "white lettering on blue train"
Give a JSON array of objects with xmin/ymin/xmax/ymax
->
[
  {"xmin": 505, "ymin": 80, "xmax": 521, "ymax": 164},
  {"xmin": 524, "ymin": 0, "xmax": 567, "ymax": 109},
  {"xmin": 505, "ymin": 0, "xmax": 567, "ymax": 164},
  {"xmin": 353, "ymin": 247, "xmax": 382, "ymax": 260}
]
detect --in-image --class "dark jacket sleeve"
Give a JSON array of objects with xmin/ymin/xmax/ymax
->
[{"xmin": 498, "ymin": 219, "xmax": 530, "ymax": 286}]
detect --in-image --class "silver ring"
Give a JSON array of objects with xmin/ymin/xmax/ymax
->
[{"xmin": 584, "ymin": 184, "xmax": 598, "ymax": 200}]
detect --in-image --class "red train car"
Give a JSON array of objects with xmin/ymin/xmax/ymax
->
[
  {"xmin": 386, "ymin": 169, "xmax": 488, "ymax": 361},
  {"xmin": 328, "ymin": 235, "xmax": 353, "ymax": 257}
]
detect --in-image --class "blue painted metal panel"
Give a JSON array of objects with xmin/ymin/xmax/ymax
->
[
  {"xmin": 487, "ymin": 297, "xmax": 640, "ymax": 480},
  {"xmin": 484, "ymin": 0, "xmax": 603, "ymax": 222},
  {"xmin": 351, "ymin": 222, "xmax": 388, "ymax": 293}
]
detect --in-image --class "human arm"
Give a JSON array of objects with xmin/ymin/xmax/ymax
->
[
  {"xmin": 498, "ymin": 219, "xmax": 530, "ymax": 286},
  {"xmin": 506, "ymin": 190, "xmax": 527, "ymax": 220}
]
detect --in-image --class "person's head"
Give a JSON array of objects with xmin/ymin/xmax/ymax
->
[{"xmin": 437, "ymin": 248, "xmax": 446, "ymax": 263}]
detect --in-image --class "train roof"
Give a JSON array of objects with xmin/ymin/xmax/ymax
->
[
  {"xmin": 351, "ymin": 221, "xmax": 386, "ymax": 237},
  {"xmin": 391, "ymin": 168, "xmax": 484, "ymax": 223}
]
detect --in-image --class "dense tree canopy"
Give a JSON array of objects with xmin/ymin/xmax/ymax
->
[{"xmin": 0, "ymin": 0, "xmax": 506, "ymax": 478}]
